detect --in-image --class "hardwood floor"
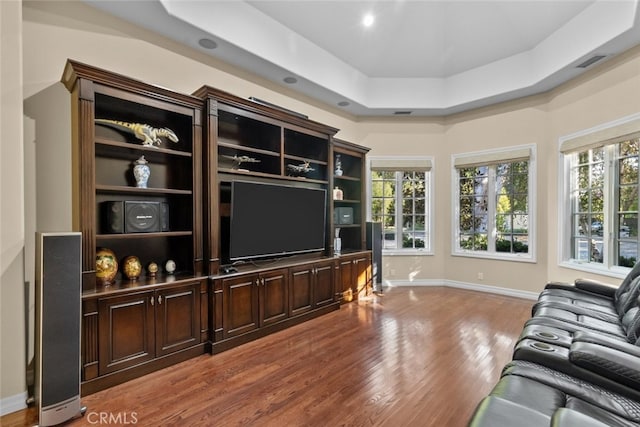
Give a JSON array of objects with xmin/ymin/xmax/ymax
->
[{"xmin": 2, "ymin": 287, "xmax": 533, "ymax": 427}]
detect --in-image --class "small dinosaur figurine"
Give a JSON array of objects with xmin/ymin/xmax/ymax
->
[{"xmin": 95, "ymin": 119, "xmax": 179, "ymax": 148}]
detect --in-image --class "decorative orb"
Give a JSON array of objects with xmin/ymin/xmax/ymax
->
[
  {"xmin": 96, "ymin": 247, "xmax": 118, "ymax": 285},
  {"xmin": 122, "ymin": 255, "xmax": 142, "ymax": 280},
  {"xmin": 165, "ymin": 259, "xmax": 176, "ymax": 274},
  {"xmin": 147, "ymin": 262, "xmax": 158, "ymax": 278}
]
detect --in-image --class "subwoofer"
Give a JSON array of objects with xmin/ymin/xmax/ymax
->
[{"xmin": 35, "ymin": 232, "xmax": 84, "ymax": 426}]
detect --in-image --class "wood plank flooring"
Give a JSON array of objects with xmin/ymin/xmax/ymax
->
[{"xmin": 2, "ymin": 287, "xmax": 533, "ymax": 427}]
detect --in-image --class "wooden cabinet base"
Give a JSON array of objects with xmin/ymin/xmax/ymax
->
[
  {"xmin": 211, "ymin": 302, "xmax": 339, "ymax": 354},
  {"xmin": 81, "ymin": 343, "xmax": 207, "ymax": 396}
]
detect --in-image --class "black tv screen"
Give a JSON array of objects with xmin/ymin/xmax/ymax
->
[{"xmin": 229, "ymin": 181, "xmax": 327, "ymax": 261}]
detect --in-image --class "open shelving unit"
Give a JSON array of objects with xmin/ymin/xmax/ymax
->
[
  {"xmin": 60, "ymin": 60, "xmax": 373, "ymax": 394},
  {"xmin": 62, "ymin": 60, "xmax": 207, "ymax": 394}
]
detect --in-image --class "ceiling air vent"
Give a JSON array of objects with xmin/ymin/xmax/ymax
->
[
  {"xmin": 393, "ymin": 111, "xmax": 412, "ymax": 116},
  {"xmin": 576, "ymin": 55, "xmax": 606, "ymax": 69}
]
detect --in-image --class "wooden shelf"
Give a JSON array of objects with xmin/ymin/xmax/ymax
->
[
  {"xmin": 95, "ymin": 137, "xmax": 192, "ymax": 157},
  {"xmin": 95, "ymin": 185, "xmax": 192, "ymax": 195},
  {"xmin": 96, "ymin": 231, "xmax": 193, "ymax": 240},
  {"xmin": 218, "ymin": 168, "xmax": 328, "ymax": 185},
  {"xmin": 285, "ymin": 154, "xmax": 328, "ymax": 166},
  {"xmin": 334, "ymin": 175, "xmax": 361, "ymax": 182},
  {"xmin": 333, "ymin": 199, "xmax": 361, "ymax": 204},
  {"xmin": 218, "ymin": 140, "xmax": 280, "ymax": 158}
]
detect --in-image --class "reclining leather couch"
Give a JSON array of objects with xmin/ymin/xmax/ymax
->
[{"xmin": 468, "ymin": 262, "xmax": 640, "ymax": 427}]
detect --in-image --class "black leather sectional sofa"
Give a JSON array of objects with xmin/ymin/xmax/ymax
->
[{"xmin": 468, "ymin": 262, "xmax": 640, "ymax": 427}]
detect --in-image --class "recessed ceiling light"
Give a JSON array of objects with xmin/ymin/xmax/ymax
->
[
  {"xmin": 337, "ymin": 101, "xmax": 350, "ymax": 107},
  {"xmin": 283, "ymin": 76, "xmax": 298, "ymax": 84},
  {"xmin": 198, "ymin": 38, "xmax": 218, "ymax": 50},
  {"xmin": 362, "ymin": 13, "xmax": 375, "ymax": 28}
]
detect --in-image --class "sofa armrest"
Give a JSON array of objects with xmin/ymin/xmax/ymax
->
[
  {"xmin": 569, "ymin": 341, "xmax": 640, "ymax": 390},
  {"xmin": 544, "ymin": 282, "xmax": 576, "ymax": 291},
  {"xmin": 574, "ymin": 278, "xmax": 616, "ymax": 297},
  {"xmin": 573, "ymin": 331, "xmax": 640, "ymax": 357}
]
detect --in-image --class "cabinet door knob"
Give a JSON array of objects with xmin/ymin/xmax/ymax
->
[
  {"xmin": 150, "ymin": 296, "xmax": 154, "ymax": 306},
  {"xmin": 158, "ymin": 295, "xmax": 163, "ymax": 305}
]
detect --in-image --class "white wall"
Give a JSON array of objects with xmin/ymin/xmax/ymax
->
[{"xmin": 3, "ymin": 0, "xmax": 640, "ymax": 412}]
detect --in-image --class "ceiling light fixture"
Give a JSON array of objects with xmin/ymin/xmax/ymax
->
[
  {"xmin": 337, "ymin": 101, "xmax": 350, "ymax": 107},
  {"xmin": 283, "ymin": 76, "xmax": 298, "ymax": 84},
  {"xmin": 362, "ymin": 13, "xmax": 375, "ymax": 28},
  {"xmin": 198, "ymin": 38, "xmax": 218, "ymax": 50}
]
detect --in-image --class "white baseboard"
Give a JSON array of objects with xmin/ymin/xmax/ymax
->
[
  {"xmin": 384, "ymin": 278, "xmax": 538, "ymax": 300},
  {"xmin": 1, "ymin": 391, "xmax": 28, "ymax": 416}
]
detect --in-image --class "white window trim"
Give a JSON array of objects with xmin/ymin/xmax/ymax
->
[
  {"xmin": 367, "ymin": 155, "xmax": 434, "ymax": 256},
  {"xmin": 451, "ymin": 144, "xmax": 537, "ymax": 263},
  {"xmin": 558, "ymin": 112, "xmax": 640, "ymax": 279}
]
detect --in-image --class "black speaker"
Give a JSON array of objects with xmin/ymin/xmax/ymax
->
[
  {"xmin": 334, "ymin": 207, "xmax": 354, "ymax": 225},
  {"xmin": 102, "ymin": 201, "xmax": 169, "ymax": 233},
  {"xmin": 160, "ymin": 202, "xmax": 170, "ymax": 232},
  {"xmin": 102, "ymin": 201, "xmax": 124, "ymax": 233},
  {"xmin": 366, "ymin": 222, "xmax": 383, "ymax": 291},
  {"xmin": 124, "ymin": 201, "xmax": 160, "ymax": 233},
  {"xmin": 35, "ymin": 232, "xmax": 84, "ymax": 426}
]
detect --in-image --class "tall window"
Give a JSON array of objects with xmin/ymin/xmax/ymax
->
[
  {"xmin": 560, "ymin": 113, "xmax": 640, "ymax": 276},
  {"xmin": 369, "ymin": 158, "xmax": 433, "ymax": 254},
  {"xmin": 453, "ymin": 146, "xmax": 535, "ymax": 261}
]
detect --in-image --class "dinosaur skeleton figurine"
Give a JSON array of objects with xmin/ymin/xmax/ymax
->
[{"xmin": 95, "ymin": 119, "xmax": 179, "ymax": 148}]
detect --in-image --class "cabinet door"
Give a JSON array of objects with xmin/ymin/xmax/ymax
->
[
  {"xmin": 156, "ymin": 282, "xmax": 201, "ymax": 357},
  {"xmin": 313, "ymin": 261, "xmax": 335, "ymax": 308},
  {"xmin": 223, "ymin": 274, "xmax": 259, "ymax": 338},
  {"xmin": 260, "ymin": 269, "xmax": 288, "ymax": 326},
  {"xmin": 354, "ymin": 254, "xmax": 372, "ymax": 298},
  {"xmin": 289, "ymin": 265, "xmax": 314, "ymax": 316},
  {"xmin": 338, "ymin": 257, "xmax": 355, "ymax": 302},
  {"xmin": 98, "ymin": 291, "xmax": 155, "ymax": 375}
]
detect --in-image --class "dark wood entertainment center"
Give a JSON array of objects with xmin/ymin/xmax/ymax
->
[{"xmin": 62, "ymin": 60, "xmax": 372, "ymax": 395}]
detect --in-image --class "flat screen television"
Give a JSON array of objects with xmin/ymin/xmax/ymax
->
[{"xmin": 229, "ymin": 181, "xmax": 327, "ymax": 261}]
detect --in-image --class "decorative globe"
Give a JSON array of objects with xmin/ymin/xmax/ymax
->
[
  {"xmin": 96, "ymin": 247, "xmax": 118, "ymax": 285},
  {"xmin": 122, "ymin": 255, "xmax": 142, "ymax": 280}
]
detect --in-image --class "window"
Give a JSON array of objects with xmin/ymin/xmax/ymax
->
[
  {"xmin": 560, "ymin": 114, "xmax": 640, "ymax": 275},
  {"xmin": 368, "ymin": 157, "xmax": 433, "ymax": 254},
  {"xmin": 452, "ymin": 145, "xmax": 535, "ymax": 261}
]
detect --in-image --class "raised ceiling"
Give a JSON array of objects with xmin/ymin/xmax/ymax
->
[{"xmin": 85, "ymin": 0, "xmax": 640, "ymax": 117}]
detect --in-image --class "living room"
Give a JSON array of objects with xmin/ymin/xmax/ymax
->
[{"xmin": 3, "ymin": 1, "xmax": 640, "ymax": 426}]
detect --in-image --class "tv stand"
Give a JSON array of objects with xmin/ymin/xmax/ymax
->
[{"xmin": 209, "ymin": 251, "xmax": 371, "ymax": 353}]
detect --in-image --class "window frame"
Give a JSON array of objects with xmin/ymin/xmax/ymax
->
[
  {"xmin": 367, "ymin": 156, "xmax": 434, "ymax": 256},
  {"xmin": 559, "ymin": 113, "xmax": 640, "ymax": 279},
  {"xmin": 451, "ymin": 144, "xmax": 537, "ymax": 263}
]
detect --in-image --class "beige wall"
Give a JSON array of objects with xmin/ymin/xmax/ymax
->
[
  {"xmin": 3, "ymin": 0, "xmax": 640, "ymax": 408},
  {"xmin": 546, "ymin": 48, "xmax": 640, "ymax": 284},
  {"xmin": 2, "ymin": 0, "xmax": 27, "ymax": 411}
]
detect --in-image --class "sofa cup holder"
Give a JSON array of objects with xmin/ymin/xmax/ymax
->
[
  {"xmin": 534, "ymin": 331, "xmax": 559, "ymax": 341},
  {"xmin": 530, "ymin": 341, "xmax": 556, "ymax": 352}
]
